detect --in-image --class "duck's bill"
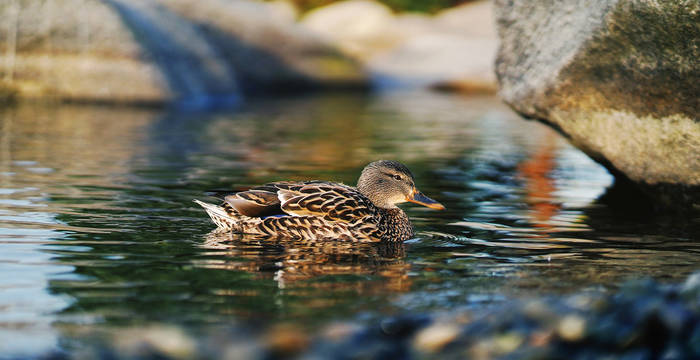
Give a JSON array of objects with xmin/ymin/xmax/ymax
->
[{"xmin": 407, "ymin": 191, "xmax": 446, "ymax": 210}]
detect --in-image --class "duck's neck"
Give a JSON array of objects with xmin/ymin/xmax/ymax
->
[{"xmin": 380, "ymin": 207, "xmax": 413, "ymax": 242}]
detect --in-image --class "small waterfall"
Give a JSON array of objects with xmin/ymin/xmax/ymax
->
[{"xmin": 105, "ymin": 0, "xmax": 241, "ymax": 109}]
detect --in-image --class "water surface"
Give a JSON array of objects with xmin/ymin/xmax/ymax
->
[{"xmin": 1, "ymin": 92, "xmax": 698, "ymax": 357}]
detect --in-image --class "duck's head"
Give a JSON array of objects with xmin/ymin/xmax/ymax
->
[{"xmin": 357, "ymin": 160, "xmax": 445, "ymax": 210}]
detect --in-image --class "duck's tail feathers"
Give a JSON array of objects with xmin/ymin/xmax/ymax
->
[{"xmin": 193, "ymin": 199, "xmax": 238, "ymax": 231}]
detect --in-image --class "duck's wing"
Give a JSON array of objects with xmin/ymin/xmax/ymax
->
[
  {"xmin": 276, "ymin": 182, "xmax": 378, "ymax": 224},
  {"xmin": 224, "ymin": 190, "xmax": 283, "ymax": 217},
  {"xmin": 223, "ymin": 181, "xmax": 332, "ymax": 218},
  {"xmin": 224, "ymin": 181, "xmax": 382, "ymax": 241}
]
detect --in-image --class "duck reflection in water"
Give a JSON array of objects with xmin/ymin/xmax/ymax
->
[
  {"xmin": 201, "ymin": 232, "xmax": 410, "ymax": 292},
  {"xmin": 195, "ymin": 160, "xmax": 445, "ymax": 242}
]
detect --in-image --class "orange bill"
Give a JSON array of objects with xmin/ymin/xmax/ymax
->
[{"xmin": 407, "ymin": 190, "xmax": 445, "ymax": 210}]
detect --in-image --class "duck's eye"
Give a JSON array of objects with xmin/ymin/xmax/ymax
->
[{"xmin": 393, "ymin": 174, "xmax": 402, "ymax": 181}]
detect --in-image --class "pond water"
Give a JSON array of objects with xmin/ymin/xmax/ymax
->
[{"xmin": 1, "ymin": 91, "xmax": 698, "ymax": 357}]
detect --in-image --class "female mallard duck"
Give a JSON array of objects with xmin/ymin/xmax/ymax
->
[{"xmin": 194, "ymin": 160, "xmax": 444, "ymax": 242}]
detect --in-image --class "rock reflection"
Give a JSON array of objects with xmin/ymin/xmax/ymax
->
[
  {"xmin": 200, "ymin": 232, "xmax": 411, "ymax": 292},
  {"xmin": 186, "ymin": 92, "xmax": 507, "ymax": 183}
]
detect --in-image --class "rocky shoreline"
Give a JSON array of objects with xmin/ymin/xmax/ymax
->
[
  {"xmin": 0, "ymin": 0, "xmax": 497, "ymax": 105},
  {"xmin": 50, "ymin": 272, "xmax": 700, "ymax": 359}
]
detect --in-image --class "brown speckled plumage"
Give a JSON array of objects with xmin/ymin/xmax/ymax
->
[{"xmin": 194, "ymin": 160, "xmax": 444, "ymax": 242}]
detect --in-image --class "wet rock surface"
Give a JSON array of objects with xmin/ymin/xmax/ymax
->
[
  {"xmin": 494, "ymin": 0, "xmax": 700, "ymax": 210},
  {"xmin": 53, "ymin": 272, "xmax": 700, "ymax": 359}
]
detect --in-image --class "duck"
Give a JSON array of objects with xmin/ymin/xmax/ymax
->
[{"xmin": 193, "ymin": 160, "xmax": 445, "ymax": 242}]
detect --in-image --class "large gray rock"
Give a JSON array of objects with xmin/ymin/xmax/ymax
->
[
  {"xmin": 0, "ymin": 0, "xmax": 366, "ymax": 104},
  {"xmin": 495, "ymin": 0, "xmax": 700, "ymax": 209},
  {"xmin": 0, "ymin": 0, "xmax": 167, "ymax": 103}
]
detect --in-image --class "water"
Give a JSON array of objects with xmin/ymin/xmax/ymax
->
[{"xmin": 0, "ymin": 91, "xmax": 698, "ymax": 357}]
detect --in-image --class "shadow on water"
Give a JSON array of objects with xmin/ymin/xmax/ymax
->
[{"xmin": 0, "ymin": 92, "xmax": 698, "ymax": 356}]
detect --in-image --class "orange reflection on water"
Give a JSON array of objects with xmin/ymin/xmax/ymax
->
[{"xmin": 517, "ymin": 133, "xmax": 562, "ymax": 229}]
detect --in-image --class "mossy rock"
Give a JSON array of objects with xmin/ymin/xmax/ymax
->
[{"xmin": 495, "ymin": 0, "xmax": 700, "ymax": 210}]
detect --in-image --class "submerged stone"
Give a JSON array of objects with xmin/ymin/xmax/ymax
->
[
  {"xmin": 301, "ymin": 272, "xmax": 700, "ymax": 359},
  {"xmin": 556, "ymin": 315, "xmax": 586, "ymax": 342},
  {"xmin": 46, "ymin": 272, "xmax": 700, "ymax": 359},
  {"xmin": 413, "ymin": 322, "xmax": 461, "ymax": 353},
  {"xmin": 112, "ymin": 325, "xmax": 196, "ymax": 359}
]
